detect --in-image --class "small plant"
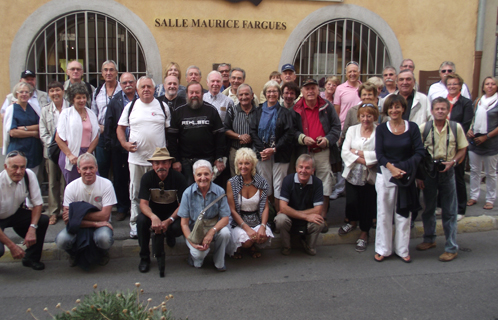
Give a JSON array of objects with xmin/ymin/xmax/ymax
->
[{"xmin": 27, "ymin": 283, "xmax": 178, "ymax": 320}]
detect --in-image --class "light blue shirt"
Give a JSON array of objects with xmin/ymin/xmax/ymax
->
[{"xmin": 178, "ymin": 182, "xmax": 230, "ymax": 229}]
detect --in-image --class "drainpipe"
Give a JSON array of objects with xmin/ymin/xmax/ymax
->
[{"xmin": 472, "ymin": 0, "xmax": 486, "ymax": 100}]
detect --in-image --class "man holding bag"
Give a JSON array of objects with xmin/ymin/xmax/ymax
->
[{"xmin": 178, "ymin": 160, "xmax": 231, "ymax": 271}]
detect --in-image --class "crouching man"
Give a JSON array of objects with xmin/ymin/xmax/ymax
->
[
  {"xmin": 137, "ymin": 147, "xmax": 188, "ymax": 277},
  {"xmin": 56, "ymin": 153, "xmax": 117, "ymax": 269},
  {"xmin": 276, "ymin": 154, "xmax": 325, "ymax": 256},
  {"xmin": 178, "ymin": 160, "xmax": 231, "ymax": 271}
]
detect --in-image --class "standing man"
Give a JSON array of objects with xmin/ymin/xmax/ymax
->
[
  {"xmin": 276, "ymin": 154, "xmax": 325, "ymax": 256},
  {"xmin": 203, "ymin": 70, "xmax": 234, "ymax": 122},
  {"xmin": 217, "ymin": 63, "xmax": 231, "ymax": 92},
  {"xmin": 395, "ymin": 70, "xmax": 431, "ymax": 125},
  {"xmin": 104, "ymin": 72, "xmax": 138, "ymax": 221},
  {"xmin": 178, "ymin": 160, "xmax": 231, "ymax": 271},
  {"xmin": 117, "ymin": 76, "xmax": 170, "ymax": 239},
  {"xmin": 168, "ymin": 82, "xmax": 226, "ymax": 185},
  {"xmin": 222, "ymin": 67, "xmax": 259, "ymax": 105},
  {"xmin": 0, "ymin": 151, "xmax": 49, "ymax": 270},
  {"xmin": 91, "ymin": 60, "xmax": 122, "ymax": 180},
  {"xmin": 379, "ymin": 66, "xmax": 397, "ymax": 98},
  {"xmin": 64, "ymin": 60, "xmax": 95, "ymax": 107},
  {"xmin": 427, "ymin": 61, "xmax": 471, "ymax": 102},
  {"xmin": 416, "ymin": 97, "xmax": 468, "ymax": 262},
  {"xmin": 157, "ymin": 76, "xmax": 186, "ymax": 111},
  {"xmin": 137, "ymin": 147, "xmax": 188, "ymax": 277},
  {"xmin": 55, "ymin": 153, "xmax": 117, "ymax": 268},
  {"xmin": 399, "ymin": 58, "xmax": 419, "ymax": 91},
  {"xmin": 260, "ymin": 64, "xmax": 298, "ymax": 104},
  {"xmin": 293, "ymin": 78, "xmax": 341, "ymax": 232},
  {"xmin": 185, "ymin": 66, "xmax": 207, "ymax": 93}
]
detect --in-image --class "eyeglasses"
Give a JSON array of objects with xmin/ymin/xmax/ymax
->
[
  {"xmin": 68, "ymin": 68, "xmax": 82, "ymax": 72},
  {"xmin": 401, "ymin": 64, "xmax": 414, "ymax": 69},
  {"xmin": 7, "ymin": 150, "xmax": 26, "ymax": 158},
  {"xmin": 16, "ymin": 91, "xmax": 31, "ymax": 95},
  {"xmin": 219, "ymin": 70, "xmax": 230, "ymax": 73},
  {"xmin": 158, "ymin": 181, "xmax": 164, "ymax": 195},
  {"xmin": 266, "ymin": 90, "xmax": 279, "ymax": 94},
  {"xmin": 346, "ymin": 61, "xmax": 359, "ymax": 67},
  {"xmin": 383, "ymin": 73, "xmax": 394, "ymax": 77},
  {"xmin": 121, "ymin": 81, "xmax": 135, "ymax": 85},
  {"xmin": 441, "ymin": 69, "xmax": 453, "ymax": 73}
]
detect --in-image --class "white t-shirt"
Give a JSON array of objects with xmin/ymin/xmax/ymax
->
[
  {"xmin": 117, "ymin": 98, "xmax": 170, "ymax": 166},
  {"xmin": 63, "ymin": 176, "xmax": 117, "ymax": 212}
]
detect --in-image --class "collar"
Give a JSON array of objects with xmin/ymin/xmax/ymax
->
[
  {"xmin": 5, "ymin": 171, "xmax": 17, "ymax": 186},
  {"xmin": 293, "ymin": 173, "xmax": 313, "ymax": 185},
  {"xmin": 236, "ymin": 103, "xmax": 255, "ymax": 113},
  {"xmin": 303, "ymin": 99, "xmax": 318, "ymax": 110},
  {"xmin": 192, "ymin": 181, "xmax": 216, "ymax": 196}
]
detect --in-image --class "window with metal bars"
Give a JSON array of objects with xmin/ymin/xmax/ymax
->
[
  {"xmin": 25, "ymin": 11, "xmax": 147, "ymax": 92},
  {"xmin": 293, "ymin": 19, "xmax": 391, "ymax": 86}
]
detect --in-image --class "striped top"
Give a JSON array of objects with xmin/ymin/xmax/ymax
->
[
  {"xmin": 229, "ymin": 173, "xmax": 268, "ymax": 223},
  {"xmin": 224, "ymin": 103, "xmax": 258, "ymax": 149}
]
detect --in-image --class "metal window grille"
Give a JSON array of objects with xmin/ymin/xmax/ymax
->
[
  {"xmin": 25, "ymin": 11, "xmax": 147, "ymax": 92},
  {"xmin": 293, "ymin": 19, "xmax": 391, "ymax": 86}
]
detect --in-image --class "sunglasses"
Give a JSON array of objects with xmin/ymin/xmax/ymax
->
[
  {"xmin": 159, "ymin": 181, "xmax": 165, "ymax": 195},
  {"xmin": 361, "ymin": 103, "xmax": 375, "ymax": 108},
  {"xmin": 346, "ymin": 61, "xmax": 359, "ymax": 67},
  {"xmin": 7, "ymin": 150, "xmax": 25, "ymax": 158},
  {"xmin": 441, "ymin": 69, "xmax": 453, "ymax": 73},
  {"xmin": 383, "ymin": 73, "xmax": 395, "ymax": 77}
]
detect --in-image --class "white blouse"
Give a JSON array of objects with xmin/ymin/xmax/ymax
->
[{"xmin": 341, "ymin": 123, "xmax": 377, "ymax": 179}]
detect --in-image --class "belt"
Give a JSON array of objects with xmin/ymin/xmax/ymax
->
[{"xmin": 310, "ymin": 147, "xmax": 323, "ymax": 153}]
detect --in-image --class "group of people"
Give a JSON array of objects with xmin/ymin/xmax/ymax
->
[{"xmin": 0, "ymin": 57, "xmax": 496, "ymax": 275}]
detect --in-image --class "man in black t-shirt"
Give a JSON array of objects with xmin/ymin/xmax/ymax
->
[
  {"xmin": 137, "ymin": 147, "xmax": 188, "ymax": 277},
  {"xmin": 157, "ymin": 76, "xmax": 186, "ymax": 111},
  {"xmin": 275, "ymin": 154, "xmax": 325, "ymax": 256}
]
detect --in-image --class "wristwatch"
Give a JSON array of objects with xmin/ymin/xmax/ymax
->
[
  {"xmin": 216, "ymin": 158, "xmax": 223, "ymax": 163},
  {"xmin": 24, "ymin": 126, "xmax": 28, "ymax": 131},
  {"xmin": 355, "ymin": 150, "xmax": 359, "ymax": 155},
  {"xmin": 452, "ymin": 159, "xmax": 457, "ymax": 166},
  {"xmin": 169, "ymin": 217, "xmax": 175, "ymax": 222},
  {"xmin": 29, "ymin": 224, "xmax": 38, "ymax": 229}
]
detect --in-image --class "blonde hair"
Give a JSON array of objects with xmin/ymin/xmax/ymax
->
[
  {"xmin": 164, "ymin": 62, "xmax": 182, "ymax": 81},
  {"xmin": 234, "ymin": 148, "xmax": 258, "ymax": 176}
]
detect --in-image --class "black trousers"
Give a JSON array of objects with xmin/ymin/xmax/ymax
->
[
  {"xmin": 137, "ymin": 211, "xmax": 183, "ymax": 260},
  {"xmin": 345, "ymin": 181, "xmax": 377, "ymax": 232},
  {"xmin": 454, "ymin": 158, "xmax": 467, "ymax": 216},
  {"xmin": 0, "ymin": 207, "xmax": 49, "ymax": 262},
  {"xmin": 111, "ymin": 149, "xmax": 131, "ymax": 213}
]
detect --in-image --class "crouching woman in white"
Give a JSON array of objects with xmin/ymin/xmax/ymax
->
[
  {"xmin": 227, "ymin": 148, "xmax": 274, "ymax": 259},
  {"xmin": 178, "ymin": 160, "xmax": 231, "ymax": 271}
]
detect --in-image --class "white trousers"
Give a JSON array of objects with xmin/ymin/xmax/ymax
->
[
  {"xmin": 256, "ymin": 156, "xmax": 289, "ymax": 199},
  {"xmin": 469, "ymin": 151, "xmax": 498, "ymax": 204},
  {"xmin": 129, "ymin": 163, "xmax": 152, "ymax": 233},
  {"xmin": 375, "ymin": 173, "xmax": 411, "ymax": 258}
]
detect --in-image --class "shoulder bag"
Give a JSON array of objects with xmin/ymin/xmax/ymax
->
[{"xmin": 187, "ymin": 194, "xmax": 226, "ymax": 245}]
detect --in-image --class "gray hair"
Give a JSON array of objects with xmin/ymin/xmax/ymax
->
[
  {"xmin": 367, "ymin": 76, "xmax": 384, "ymax": 88},
  {"xmin": 67, "ymin": 83, "xmax": 90, "ymax": 105},
  {"xmin": 431, "ymin": 97, "xmax": 450, "ymax": 111},
  {"xmin": 101, "ymin": 60, "xmax": 118, "ymax": 72},
  {"xmin": 77, "ymin": 153, "xmax": 98, "ymax": 168},
  {"xmin": 237, "ymin": 83, "xmax": 253, "ymax": 96},
  {"xmin": 12, "ymin": 82, "xmax": 34, "ymax": 99},
  {"xmin": 120, "ymin": 72, "xmax": 136, "ymax": 82},
  {"xmin": 398, "ymin": 69, "xmax": 416, "ymax": 81},
  {"xmin": 400, "ymin": 59, "xmax": 415, "ymax": 70},
  {"xmin": 296, "ymin": 154, "xmax": 315, "ymax": 169},
  {"xmin": 5, "ymin": 151, "xmax": 27, "ymax": 167},
  {"xmin": 383, "ymin": 65, "xmax": 397, "ymax": 74},
  {"xmin": 193, "ymin": 160, "xmax": 213, "ymax": 174},
  {"xmin": 136, "ymin": 76, "xmax": 155, "ymax": 89},
  {"xmin": 263, "ymin": 80, "xmax": 281, "ymax": 98},
  {"xmin": 186, "ymin": 65, "xmax": 201, "ymax": 78},
  {"xmin": 207, "ymin": 70, "xmax": 222, "ymax": 82},
  {"xmin": 230, "ymin": 67, "xmax": 246, "ymax": 80},
  {"xmin": 439, "ymin": 61, "xmax": 456, "ymax": 73}
]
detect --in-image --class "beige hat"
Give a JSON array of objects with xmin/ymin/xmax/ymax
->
[{"xmin": 147, "ymin": 147, "xmax": 175, "ymax": 162}]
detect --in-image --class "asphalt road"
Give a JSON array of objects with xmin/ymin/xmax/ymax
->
[{"xmin": 1, "ymin": 230, "xmax": 497, "ymax": 320}]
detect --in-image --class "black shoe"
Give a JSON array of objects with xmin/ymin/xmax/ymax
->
[
  {"xmin": 138, "ymin": 258, "xmax": 150, "ymax": 273},
  {"xmin": 166, "ymin": 236, "xmax": 176, "ymax": 248},
  {"xmin": 22, "ymin": 259, "xmax": 45, "ymax": 271},
  {"xmin": 115, "ymin": 211, "xmax": 128, "ymax": 221},
  {"xmin": 98, "ymin": 252, "xmax": 110, "ymax": 266}
]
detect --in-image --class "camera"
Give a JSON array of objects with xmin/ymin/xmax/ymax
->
[{"xmin": 434, "ymin": 159, "xmax": 446, "ymax": 171}]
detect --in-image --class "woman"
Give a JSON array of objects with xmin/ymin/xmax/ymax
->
[
  {"xmin": 56, "ymin": 83, "xmax": 99, "ymax": 184},
  {"xmin": 320, "ymin": 76, "xmax": 340, "ymax": 103},
  {"xmin": 444, "ymin": 73, "xmax": 474, "ymax": 220},
  {"xmin": 250, "ymin": 80, "xmax": 294, "ymax": 212},
  {"xmin": 40, "ymin": 81, "xmax": 69, "ymax": 225},
  {"xmin": 227, "ymin": 148, "xmax": 274, "ymax": 258},
  {"xmin": 341, "ymin": 103, "xmax": 378, "ymax": 252},
  {"xmin": 375, "ymin": 94, "xmax": 425, "ymax": 263},
  {"xmin": 6, "ymin": 82, "xmax": 43, "ymax": 174},
  {"xmin": 154, "ymin": 62, "xmax": 186, "ymax": 98},
  {"xmin": 467, "ymin": 76, "xmax": 498, "ymax": 210}
]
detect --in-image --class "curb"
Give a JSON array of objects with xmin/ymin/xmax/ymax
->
[{"xmin": 1, "ymin": 215, "xmax": 496, "ymax": 263}]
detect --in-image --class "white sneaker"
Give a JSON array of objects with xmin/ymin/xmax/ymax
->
[
  {"xmin": 130, "ymin": 224, "xmax": 138, "ymax": 239},
  {"xmin": 457, "ymin": 214, "xmax": 464, "ymax": 222},
  {"xmin": 329, "ymin": 190, "xmax": 345, "ymax": 200},
  {"xmin": 435, "ymin": 207, "xmax": 442, "ymax": 216}
]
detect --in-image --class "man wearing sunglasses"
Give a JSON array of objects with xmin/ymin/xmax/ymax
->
[
  {"xmin": 136, "ymin": 147, "xmax": 188, "ymax": 276},
  {"xmin": 428, "ymin": 61, "xmax": 471, "ymax": 102},
  {"xmin": 0, "ymin": 151, "xmax": 49, "ymax": 270}
]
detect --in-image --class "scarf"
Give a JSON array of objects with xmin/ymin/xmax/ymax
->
[
  {"xmin": 474, "ymin": 93, "xmax": 498, "ymax": 134},
  {"xmin": 258, "ymin": 102, "xmax": 278, "ymax": 145},
  {"xmin": 446, "ymin": 93, "xmax": 460, "ymax": 119}
]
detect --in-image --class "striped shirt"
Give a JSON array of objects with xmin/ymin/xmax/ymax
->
[
  {"xmin": 229, "ymin": 173, "xmax": 269, "ymax": 226},
  {"xmin": 224, "ymin": 103, "xmax": 258, "ymax": 149},
  {"xmin": 91, "ymin": 82, "xmax": 122, "ymax": 125}
]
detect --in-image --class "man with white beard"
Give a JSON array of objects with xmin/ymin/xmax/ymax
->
[
  {"xmin": 157, "ymin": 76, "xmax": 186, "ymax": 111},
  {"xmin": 168, "ymin": 82, "xmax": 226, "ymax": 185}
]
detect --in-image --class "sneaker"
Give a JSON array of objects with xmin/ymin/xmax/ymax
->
[
  {"xmin": 216, "ymin": 265, "xmax": 227, "ymax": 272},
  {"xmin": 281, "ymin": 247, "xmax": 292, "ymax": 256},
  {"xmin": 435, "ymin": 207, "xmax": 442, "ymax": 216},
  {"xmin": 439, "ymin": 252, "xmax": 458, "ymax": 262},
  {"xmin": 329, "ymin": 190, "xmax": 345, "ymax": 200},
  {"xmin": 415, "ymin": 242, "xmax": 436, "ymax": 251},
  {"xmin": 338, "ymin": 223, "xmax": 356, "ymax": 235},
  {"xmin": 300, "ymin": 238, "xmax": 316, "ymax": 256},
  {"xmin": 457, "ymin": 214, "xmax": 464, "ymax": 222},
  {"xmin": 355, "ymin": 238, "xmax": 367, "ymax": 252}
]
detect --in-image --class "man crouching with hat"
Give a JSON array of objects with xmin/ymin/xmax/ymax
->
[{"xmin": 137, "ymin": 147, "xmax": 188, "ymax": 277}]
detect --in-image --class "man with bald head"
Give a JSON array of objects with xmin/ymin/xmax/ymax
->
[
  {"xmin": 64, "ymin": 60, "xmax": 95, "ymax": 107},
  {"xmin": 158, "ymin": 76, "xmax": 186, "ymax": 111},
  {"xmin": 204, "ymin": 70, "xmax": 234, "ymax": 122}
]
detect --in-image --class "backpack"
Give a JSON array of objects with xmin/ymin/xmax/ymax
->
[{"xmin": 422, "ymin": 120, "xmax": 459, "ymax": 150}]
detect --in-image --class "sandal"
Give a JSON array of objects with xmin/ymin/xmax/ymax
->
[
  {"xmin": 249, "ymin": 246, "xmax": 261, "ymax": 259},
  {"xmin": 466, "ymin": 199, "xmax": 477, "ymax": 206},
  {"xmin": 396, "ymin": 254, "xmax": 412, "ymax": 263},
  {"xmin": 374, "ymin": 253, "xmax": 388, "ymax": 262},
  {"xmin": 49, "ymin": 215, "xmax": 58, "ymax": 225},
  {"xmin": 483, "ymin": 202, "xmax": 494, "ymax": 210},
  {"xmin": 232, "ymin": 249, "xmax": 242, "ymax": 259}
]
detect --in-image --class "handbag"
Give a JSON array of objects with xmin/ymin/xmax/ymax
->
[
  {"xmin": 346, "ymin": 163, "xmax": 368, "ymax": 186},
  {"xmin": 187, "ymin": 194, "xmax": 226, "ymax": 245},
  {"xmin": 47, "ymin": 130, "xmax": 60, "ymax": 164}
]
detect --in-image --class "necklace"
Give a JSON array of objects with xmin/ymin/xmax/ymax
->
[
  {"xmin": 243, "ymin": 180, "xmax": 253, "ymax": 187},
  {"xmin": 390, "ymin": 120, "xmax": 404, "ymax": 133},
  {"xmin": 83, "ymin": 183, "xmax": 95, "ymax": 195}
]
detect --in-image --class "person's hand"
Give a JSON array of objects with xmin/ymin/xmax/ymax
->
[
  {"xmin": 240, "ymin": 134, "xmax": 252, "ymax": 144},
  {"xmin": 305, "ymin": 213, "xmax": 324, "ymax": 225},
  {"xmin": 316, "ymin": 136, "xmax": 327, "ymax": 149},
  {"xmin": 188, "ymin": 239, "xmax": 207, "ymax": 251},
  {"xmin": 99, "ymin": 124, "xmax": 105, "ymax": 134},
  {"xmin": 246, "ymin": 227, "xmax": 257, "ymax": 242},
  {"xmin": 260, "ymin": 148, "xmax": 275, "ymax": 161},
  {"xmin": 303, "ymin": 136, "xmax": 316, "ymax": 146},
  {"xmin": 161, "ymin": 218, "xmax": 173, "ymax": 232},
  {"xmin": 474, "ymin": 135, "xmax": 488, "ymax": 146},
  {"xmin": 256, "ymin": 226, "xmax": 268, "ymax": 244},
  {"xmin": 8, "ymin": 244, "xmax": 25, "ymax": 259},
  {"xmin": 355, "ymin": 157, "xmax": 366, "ymax": 165},
  {"xmin": 172, "ymin": 162, "xmax": 182, "ymax": 172},
  {"xmin": 62, "ymin": 207, "xmax": 69, "ymax": 224},
  {"xmin": 23, "ymin": 227, "xmax": 37, "ymax": 248},
  {"xmin": 215, "ymin": 160, "xmax": 225, "ymax": 172},
  {"xmin": 123, "ymin": 141, "xmax": 138, "ymax": 153},
  {"xmin": 467, "ymin": 129, "xmax": 475, "ymax": 138},
  {"xmin": 68, "ymin": 154, "xmax": 78, "ymax": 165},
  {"xmin": 201, "ymin": 231, "xmax": 215, "ymax": 250},
  {"xmin": 389, "ymin": 165, "xmax": 406, "ymax": 179},
  {"xmin": 416, "ymin": 179, "xmax": 425, "ymax": 190},
  {"xmin": 440, "ymin": 161, "xmax": 455, "ymax": 173},
  {"xmin": 367, "ymin": 164, "xmax": 377, "ymax": 169},
  {"xmin": 151, "ymin": 215, "xmax": 162, "ymax": 234},
  {"xmin": 96, "ymin": 221, "xmax": 113, "ymax": 231}
]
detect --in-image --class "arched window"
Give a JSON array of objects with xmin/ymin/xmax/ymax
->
[
  {"xmin": 293, "ymin": 19, "xmax": 392, "ymax": 86},
  {"xmin": 25, "ymin": 11, "xmax": 147, "ymax": 91}
]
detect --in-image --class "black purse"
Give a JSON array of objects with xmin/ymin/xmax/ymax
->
[{"xmin": 47, "ymin": 131, "xmax": 60, "ymax": 164}]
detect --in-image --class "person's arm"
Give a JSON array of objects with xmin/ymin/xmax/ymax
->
[
  {"xmin": 201, "ymin": 216, "xmax": 229, "ymax": 249},
  {"xmin": 55, "ymin": 132, "xmax": 77, "ymax": 165},
  {"xmin": 279, "ymin": 200, "xmax": 323, "ymax": 224},
  {"xmin": 81, "ymin": 205, "xmax": 113, "ymax": 222},
  {"xmin": 116, "ymin": 125, "xmax": 135, "ymax": 152},
  {"xmin": 167, "ymin": 111, "xmax": 181, "ymax": 170},
  {"xmin": 140, "ymin": 199, "xmax": 165, "ymax": 234},
  {"xmin": 104, "ymin": 100, "xmax": 115, "ymax": 150},
  {"xmin": 226, "ymin": 181, "xmax": 257, "ymax": 238},
  {"xmin": 39, "ymin": 110, "xmax": 52, "ymax": 147},
  {"xmin": 87, "ymin": 135, "xmax": 99, "ymax": 154},
  {"xmin": 79, "ymin": 220, "xmax": 113, "ymax": 230},
  {"xmin": 334, "ymin": 104, "xmax": 341, "ymax": 117},
  {"xmin": 249, "ymin": 109, "xmax": 264, "ymax": 152},
  {"xmin": 274, "ymin": 108, "xmax": 295, "ymax": 153},
  {"xmin": 10, "ymin": 125, "xmax": 39, "ymax": 138},
  {"xmin": 460, "ymin": 98, "xmax": 475, "ymax": 134},
  {"xmin": 23, "ymin": 204, "xmax": 43, "ymax": 249},
  {"xmin": 0, "ymin": 229, "xmax": 25, "ymax": 259}
]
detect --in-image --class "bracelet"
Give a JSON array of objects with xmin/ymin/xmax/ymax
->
[
  {"xmin": 212, "ymin": 227, "xmax": 218, "ymax": 233},
  {"xmin": 452, "ymin": 159, "xmax": 457, "ymax": 166},
  {"xmin": 260, "ymin": 224, "xmax": 266, "ymax": 228},
  {"xmin": 487, "ymin": 133, "xmax": 490, "ymax": 139},
  {"xmin": 240, "ymin": 222, "xmax": 245, "ymax": 228},
  {"xmin": 238, "ymin": 134, "xmax": 241, "ymax": 139},
  {"xmin": 169, "ymin": 217, "xmax": 175, "ymax": 222}
]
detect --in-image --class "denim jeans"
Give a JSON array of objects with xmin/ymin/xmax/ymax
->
[
  {"xmin": 56, "ymin": 226, "xmax": 114, "ymax": 252},
  {"xmin": 421, "ymin": 168, "xmax": 458, "ymax": 253}
]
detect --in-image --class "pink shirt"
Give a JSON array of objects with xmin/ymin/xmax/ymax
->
[
  {"xmin": 333, "ymin": 81, "xmax": 362, "ymax": 129},
  {"xmin": 80, "ymin": 118, "xmax": 93, "ymax": 148}
]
